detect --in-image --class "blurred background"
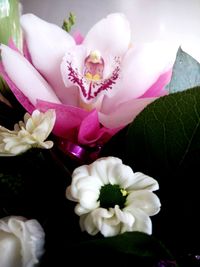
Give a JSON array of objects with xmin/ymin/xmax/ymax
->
[{"xmin": 20, "ymin": 0, "xmax": 200, "ymax": 44}]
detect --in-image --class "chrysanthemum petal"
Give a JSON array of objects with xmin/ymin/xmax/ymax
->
[
  {"xmin": 125, "ymin": 208, "xmax": 152, "ymax": 234},
  {"xmin": 126, "ymin": 172, "xmax": 159, "ymax": 191},
  {"xmin": 126, "ymin": 190, "xmax": 161, "ymax": 216}
]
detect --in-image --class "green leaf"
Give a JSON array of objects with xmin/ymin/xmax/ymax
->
[
  {"xmin": 126, "ymin": 87, "xmax": 200, "ymax": 257},
  {"xmin": 70, "ymin": 232, "xmax": 175, "ymax": 266},
  {"xmin": 126, "ymin": 87, "xmax": 200, "ymax": 174},
  {"xmin": 168, "ymin": 47, "xmax": 200, "ymax": 93}
]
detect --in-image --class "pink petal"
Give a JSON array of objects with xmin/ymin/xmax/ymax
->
[
  {"xmin": 36, "ymin": 101, "xmax": 120, "ymax": 146},
  {"xmin": 0, "ymin": 44, "xmax": 60, "ymax": 106},
  {"xmin": 78, "ymin": 109, "xmax": 120, "ymax": 145},
  {"xmin": 21, "ymin": 14, "xmax": 78, "ymax": 106},
  {"xmin": 73, "ymin": 30, "xmax": 84, "ymax": 45},
  {"xmin": 140, "ymin": 69, "xmax": 172, "ymax": 98},
  {"xmin": 36, "ymin": 100, "xmax": 89, "ymax": 143},
  {"xmin": 8, "ymin": 38, "xmax": 20, "ymax": 52},
  {"xmin": 0, "ymin": 62, "xmax": 34, "ymax": 113},
  {"xmin": 23, "ymin": 40, "xmax": 33, "ymax": 63},
  {"xmin": 83, "ymin": 13, "xmax": 131, "ymax": 59},
  {"xmin": 99, "ymin": 97, "xmax": 156, "ymax": 129}
]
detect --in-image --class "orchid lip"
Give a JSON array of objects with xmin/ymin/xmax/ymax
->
[{"xmin": 66, "ymin": 55, "xmax": 120, "ymax": 102}]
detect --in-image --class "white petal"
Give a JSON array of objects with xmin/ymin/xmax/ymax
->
[
  {"xmin": 8, "ymin": 217, "xmax": 45, "ymax": 267},
  {"xmin": 127, "ymin": 172, "xmax": 159, "ymax": 192},
  {"xmin": 0, "ymin": 44, "xmax": 61, "ymax": 106},
  {"xmin": 91, "ymin": 208, "xmax": 120, "ymax": 237},
  {"xmin": 79, "ymin": 190, "xmax": 99, "ymax": 210},
  {"xmin": 89, "ymin": 157, "xmax": 123, "ymax": 185},
  {"xmin": 101, "ymin": 41, "xmax": 176, "ymax": 111},
  {"xmin": 126, "ymin": 190, "xmax": 161, "ymax": 216},
  {"xmin": 80, "ymin": 213, "xmax": 99, "ymax": 236},
  {"xmin": 99, "ymin": 97, "xmax": 155, "ymax": 128},
  {"xmin": 83, "ymin": 13, "xmax": 131, "ymax": 59},
  {"xmin": 21, "ymin": 14, "xmax": 77, "ymax": 105},
  {"xmin": 75, "ymin": 204, "xmax": 91, "ymax": 216},
  {"xmin": 61, "ymin": 45, "xmax": 87, "ymax": 88},
  {"xmin": 126, "ymin": 208, "xmax": 152, "ymax": 234},
  {"xmin": 29, "ymin": 109, "xmax": 56, "ymax": 142},
  {"xmin": 0, "ymin": 231, "xmax": 21, "ymax": 267},
  {"xmin": 101, "ymin": 223, "xmax": 120, "ymax": 237},
  {"xmin": 114, "ymin": 205, "xmax": 135, "ymax": 230}
]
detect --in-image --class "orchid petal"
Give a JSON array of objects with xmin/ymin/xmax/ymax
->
[
  {"xmin": 37, "ymin": 101, "xmax": 120, "ymax": 146},
  {"xmin": 73, "ymin": 30, "xmax": 84, "ymax": 45},
  {"xmin": 99, "ymin": 97, "xmax": 155, "ymax": 129},
  {"xmin": 78, "ymin": 109, "xmax": 120, "ymax": 145},
  {"xmin": 20, "ymin": 14, "xmax": 78, "ymax": 105},
  {"xmin": 83, "ymin": 13, "xmax": 131, "ymax": 59},
  {"xmin": 0, "ymin": 62, "xmax": 34, "ymax": 113},
  {"xmin": 140, "ymin": 69, "xmax": 172, "ymax": 98},
  {"xmin": 61, "ymin": 45, "xmax": 87, "ymax": 88},
  {"xmin": 36, "ymin": 100, "xmax": 89, "ymax": 142},
  {"xmin": 101, "ymin": 41, "xmax": 176, "ymax": 111},
  {"xmin": 0, "ymin": 44, "xmax": 61, "ymax": 106}
]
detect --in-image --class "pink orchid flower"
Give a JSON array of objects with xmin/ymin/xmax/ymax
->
[{"xmin": 0, "ymin": 13, "xmax": 175, "ymax": 151}]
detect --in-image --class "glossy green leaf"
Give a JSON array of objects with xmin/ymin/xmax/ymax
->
[
  {"xmin": 168, "ymin": 47, "xmax": 200, "ymax": 93},
  {"xmin": 69, "ymin": 232, "xmax": 176, "ymax": 266}
]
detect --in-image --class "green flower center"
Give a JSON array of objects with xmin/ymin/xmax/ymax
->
[{"xmin": 98, "ymin": 184, "xmax": 128, "ymax": 209}]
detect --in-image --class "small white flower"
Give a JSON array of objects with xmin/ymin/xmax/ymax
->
[
  {"xmin": 0, "ymin": 216, "xmax": 45, "ymax": 267},
  {"xmin": 0, "ymin": 109, "xmax": 56, "ymax": 156},
  {"xmin": 66, "ymin": 156, "xmax": 161, "ymax": 237}
]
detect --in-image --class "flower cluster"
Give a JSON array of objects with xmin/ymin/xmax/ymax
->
[{"xmin": 1, "ymin": 4, "xmax": 200, "ymax": 267}]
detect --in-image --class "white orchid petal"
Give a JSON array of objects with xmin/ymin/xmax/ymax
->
[
  {"xmin": 0, "ymin": 44, "xmax": 61, "ymax": 106},
  {"xmin": 61, "ymin": 45, "xmax": 87, "ymax": 88},
  {"xmin": 99, "ymin": 97, "xmax": 155, "ymax": 128},
  {"xmin": 83, "ymin": 13, "xmax": 131, "ymax": 59},
  {"xmin": 101, "ymin": 41, "xmax": 176, "ymax": 112},
  {"xmin": 21, "ymin": 14, "xmax": 77, "ymax": 105}
]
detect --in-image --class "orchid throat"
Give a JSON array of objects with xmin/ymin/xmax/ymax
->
[{"xmin": 66, "ymin": 49, "xmax": 120, "ymax": 109}]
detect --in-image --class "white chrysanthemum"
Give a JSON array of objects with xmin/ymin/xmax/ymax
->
[
  {"xmin": 0, "ymin": 216, "xmax": 45, "ymax": 267},
  {"xmin": 66, "ymin": 157, "xmax": 161, "ymax": 237},
  {"xmin": 0, "ymin": 109, "xmax": 56, "ymax": 156}
]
